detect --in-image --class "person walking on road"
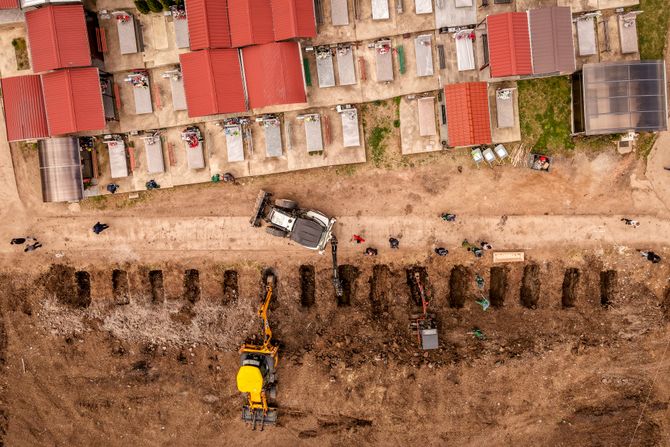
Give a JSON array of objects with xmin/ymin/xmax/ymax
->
[
  {"xmin": 365, "ymin": 247, "xmax": 378, "ymax": 256},
  {"xmin": 92, "ymin": 222, "xmax": 109, "ymax": 234},
  {"xmin": 640, "ymin": 251, "xmax": 661, "ymax": 263},
  {"xmin": 434, "ymin": 247, "xmax": 449, "ymax": 256},
  {"xmin": 441, "ymin": 213, "xmax": 456, "ymax": 222},
  {"xmin": 621, "ymin": 218, "xmax": 639, "ymax": 228}
]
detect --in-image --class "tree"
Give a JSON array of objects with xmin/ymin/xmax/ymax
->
[
  {"xmin": 159, "ymin": 0, "xmax": 176, "ymax": 9},
  {"xmin": 134, "ymin": 0, "xmax": 150, "ymax": 14},
  {"xmin": 146, "ymin": 0, "xmax": 164, "ymax": 13}
]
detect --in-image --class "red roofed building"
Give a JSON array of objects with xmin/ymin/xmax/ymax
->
[
  {"xmin": 41, "ymin": 68, "xmax": 106, "ymax": 135},
  {"xmin": 186, "ymin": 0, "xmax": 231, "ymax": 50},
  {"xmin": 25, "ymin": 5, "xmax": 91, "ymax": 73},
  {"xmin": 1, "ymin": 75, "xmax": 49, "ymax": 142},
  {"xmin": 271, "ymin": 0, "xmax": 316, "ymax": 41},
  {"xmin": 242, "ymin": 42, "xmax": 306, "ymax": 109},
  {"xmin": 179, "ymin": 49, "xmax": 247, "ymax": 117},
  {"xmin": 229, "ymin": 0, "xmax": 275, "ymax": 48},
  {"xmin": 0, "ymin": 0, "xmax": 17, "ymax": 8},
  {"xmin": 486, "ymin": 12, "xmax": 532, "ymax": 78},
  {"xmin": 444, "ymin": 82, "xmax": 492, "ymax": 147}
]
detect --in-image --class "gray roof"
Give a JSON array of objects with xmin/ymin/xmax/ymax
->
[
  {"xmin": 529, "ymin": 7, "xmax": 576, "ymax": 75},
  {"xmin": 38, "ymin": 137, "xmax": 83, "ymax": 203},
  {"xmin": 582, "ymin": 60, "xmax": 668, "ymax": 135}
]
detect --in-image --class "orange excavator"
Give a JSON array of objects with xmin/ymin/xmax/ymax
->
[{"xmin": 236, "ymin": 273, "xmax": 279, "ymax": 430}]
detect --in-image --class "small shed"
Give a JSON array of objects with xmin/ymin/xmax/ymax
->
[
  {"xmin": 576, "ymin": 16, "xmax": 596, "ymax": 56},
  {"xmin": 261, "ymin": 116, "xmax": 283, "ymax": 157},
  {"xmin": 444, "ymin": 82, "xmax": 492, "ymax": 147},
  {"xmin": 331, "ymin": 0, "xmax": 349, "ymax": 25},
  {"xmin": 115, "ymin": 12, "xmax": 141, "ymax": 55},
  {"xmin": 414, "ymin": 34, "xmax": 434, "ymax": 77},
  {"xmin": 143, "ymin": 134, "xmax": 165, "ymax": 174},
  {"xmin": 270, "ymin": 0, "xmax": 317, "ymax": 40},
  {"xmin": 38, "ymin": 137, "xmax": 83, "ymax": 203},
  {"xmin": 372, "ymin": 0, "xmax": 389, "ymax": 20},
  {"xmin": 375, "ymin": 40, "xmax": 393, "ymax": 82},
  {"xmin": 316, "ymin": 47, "xmax": 336, "ymax": 88},
  {"xmin": 224, "ymin": 124, "xmax": 245, "ymax": 162},
  {"xmin": 336, "ymin": 45, "xmax": 356, "ymax": 85},
  {"xmin": 415, "ymin": 0, "xmax": 432, "ymax": 14},
  {"xmin": 0, "ymin": 75, "xmax": 49, "ymax": 142},
  {"xmin": 106, "ymin": 139, "xmax": 129, "ymax": 179},
  {"xmin": 339, "ymin": 107, "xmax": 360, "ymax": 147},
  {"xmin": 303, "ymin": 114, "xmax": 323, "ymax": 152},
  {"xmin": 455, "ymin": 30, "xmax": 475, "ymax": 71},
  {"xmin": 417, "ymin": 97, "xmax": 436, "ymax": 137}
]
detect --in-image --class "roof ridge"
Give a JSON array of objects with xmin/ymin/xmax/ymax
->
[
  {"xmin": 507, "ymin": 13, "xmax": 517, "ymax": 76},
  {"xmin": 205, "ymin": 50, "xmax": 218, "ymax": 113},
  {"xmin": 64, "ymin": 69, "xmax": 77, "ymax": 133},
  {"xmin": 551, "ymin": 7, "xmax": 559, "ymax": 71},
  {"xmin": 47, "ymin": 6, "xmax": 62, "ymax": 68}
]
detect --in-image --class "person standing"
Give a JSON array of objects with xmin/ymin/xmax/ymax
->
[
  {"xmin": 434, "ymin": 247, "xmax": 448, "ymax": 256},
  {"xmin": 10, "ymin": 238, "xmax": 26, "ymax": 245},
  {"xmin": 24, "ymin": 242, "xmax": 42, "ymax": 252},
  {"xmin": 389, "ymin": 237, "xmax": 400, "ymax": 249},
  {"xmin": 640, "ymin": 251, "xmax": 661, "ymax": 263},
  {"xmin": 621, "ymin": 218, "xmax": 639, "ymax": 228},
  {"xmin": 352, "ymin": 234, "xmax": 365, "ymax": 244},
  {"xmin": 365, "ymin": 247, "xmax": 378, "ymax": 256},
  {"xmin": 92, "ymin": 222, "xmax": 109, "ymax": 234}
]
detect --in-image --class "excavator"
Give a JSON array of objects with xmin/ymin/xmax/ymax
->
[
  {"xmin": 236, "ymin": 273, "xmax": 279, "ymax": 430},
  {"xmin": 409, "ymin": 271, "xmax": 439, "ymax": 350}
]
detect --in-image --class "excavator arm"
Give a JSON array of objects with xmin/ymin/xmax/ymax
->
[{"xmin": 331, "ymin": 235, "xmax": 344, "ymax": 300}]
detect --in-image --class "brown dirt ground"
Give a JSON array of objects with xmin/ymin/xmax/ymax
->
[{"xmin": 0, "ymin": 250, "xmax": 669, "ymax": 446}]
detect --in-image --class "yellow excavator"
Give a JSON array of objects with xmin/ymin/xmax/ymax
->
[{"xmin": 236, "ymin": 272, "xmax": 279, "ymax": 430}]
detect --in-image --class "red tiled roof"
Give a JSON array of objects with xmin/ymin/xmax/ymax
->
[
  {"xmin": 25, "ymin": 5, "xmax": 91, "ymax": 73},
  {"xmin": 487, "ymin": 12, "xmax": 532, "ymax": 78},
  {"xmin": 242, "ymin": 42, "xmax": 306, "ymax": 109},
  {"xmin": 0, "ymin": 0, "xmax": 17, "ymax": 9},
  {"xmin": 271, "ymin": 0, "xmax": 316, "ymax": 41},
  {"xmin": 229, "ymin": 0, "xmax": 275, "ymax": 48},
  {"xmin": 444, "ymin": 82, "xmax": 492, "ymax": 147},
  {"xmin": 1, "ymin": 75, "xmax": 48, "ymax": 142},
  {"xmin": 186, "ymin": 0, "xmax": 231, "ymax": 50},
  {"xmin": 179, "ymin": 49, "xmax": 247, "ymax": 117},
  {"xmin": 41, "ymin": 68, "xmax": 106, "ymax": 136}
]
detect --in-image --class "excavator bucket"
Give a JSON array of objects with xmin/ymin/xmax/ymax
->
[
  {"xmin": 250, "ymin": 190, "xmax": 271, "ymax": 227},
  {"xmin": 242, "ymin": 407, "xmax": 278, "ymax": 430}
]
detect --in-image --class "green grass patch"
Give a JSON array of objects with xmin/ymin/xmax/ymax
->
[
  {"xmin": 369, "ymin": 126, "xmax": 390, "ymax": 166},
  {"xmin": 518, "ymin": 76, "xmax": 574, "ymax": 154},
  {"xmin": 12, "ymin": 38, "xmax": 29, "ymax": 70},
  {"xmin": 393, "ymin": 119, "xmax": 400, "ymax": 128},
  {"xmin": 638, "ymin": 0, "xmax": 670, "ymax": 59},
  {"xmin": 636, "ymin": 132, "xmax": 658, "ymax": 158}
]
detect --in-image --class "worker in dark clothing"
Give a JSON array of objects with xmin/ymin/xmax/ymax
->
[
  {"xmin": 10, "ymin": 238, "xmax": 26, "ymax": 245},
  {"xmin": 480, "ymin": 241, "xmax": 492, "ymax": 250},
  {"xmin": 441, "ymin": 213, "xmax": 456, "ymax": 222},
  {"xmin": 106, "ymin": 183, "xmax": 119, "ymax": 194},
  {"xmin": 365, "ymin": 247, "xmax": 378, "ymax": 256},
  {"xmin": 640, "ymin": 251, "xmax": 661, "ymax": 263},
  {"xmin": 434, "ymin": 247, "xmax": 449, "ymax": 256},
  {"xmin": 24, "ymin": 242, "xmax": 42, "ymax": 252},
  {"xmin": 92, "ymin": 222, "xmax": 109, "ymax": 234},
  {"xmin": 389, "ymin": 237, "xmax": 400, "ymax": 249}
]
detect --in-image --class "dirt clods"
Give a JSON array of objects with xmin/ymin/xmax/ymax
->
[
  {"xmin": 223, "ymin": 270, "xmax": 238, "ymax": 304},
  {"xmin": 520, "ymin": 264, "xmax": 540, "ymax": 309},
  {"xmin": 489, "ymin": 266, "xmax": 508, "ymax": 308},
  {"xmin": 75, "ymin": 271, "xmax": 91, "ymax": 308},
  {"xmin": 600, "ymin": 270, "xmax": 617, "ymax": 308},
  {"xmin": 183, "ymin": 269, "xmax": 200, "ymax": 303},
  {"xmin": 149, "ymin": 270, "xmax": 164, "ymax": 304},
  {"xmin": 449, "ymin": 265, "xmax": 469, "ymax": 309},
  {"xmin": 112, "ymin": 270, "xmax": 130, "ymax": 305},
  {"xmin": 299, "ymin": 265, "xmax": 315, "ymax": 308},
  {"xmin": 562, "ymin": 268, "xmax": 580, "ymax": 308}
]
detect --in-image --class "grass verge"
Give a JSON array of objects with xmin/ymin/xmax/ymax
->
[{"xmin": 638, "ymin": 0, "xmax": 670, "ymax": 59}]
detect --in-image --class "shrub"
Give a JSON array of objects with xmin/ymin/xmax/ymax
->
[
  {"xmin": 146, "ymin": 0, "xmax": 164, "ymax": 13},
  {"xmin": 134, "ymin": 0, "xmax": 150, "ymax": 14}
]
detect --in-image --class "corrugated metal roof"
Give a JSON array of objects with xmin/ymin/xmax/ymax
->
[
  {"xmin": 179, "ymin": 49, "xmax": 247, "ymax": 117},
  {"xmin": 25, "ymin": 5, "xmax": 91, "ymax": 73},
  {"xmin": 0, "ymin": 0, "xmax": 17, "ymax": 9},
  {"xmin": 487, "ymin": 12, "xmax": 532, "ymax": 78},
  {"xmin": 444, "ymin": 82, "xmax": 492, "ymax": 147},
  {"xmin": 242, "ymin": 42, "xmax": 306, "ymax": 109},
  {"xmin": 529, "ymin": 7, "xmax": 575, "ymax": 75},
  {"xmin": 1, "ymin": 75, "xmax": 49, "ymax": 142},
  {"xmin": 186, "ymin": 0, "xmax": 231, "ymax": 50},
  {"xmin": 229, "ymin": 0, "xmax": 275, "ymax": 48},
  {"xmin": 41, "ymin": 67, "xmax": 106, "ymax": 135},
  {"xmin": 271, "ymin": 0, "xmax": 316, "ymax": 41},
  {"xmin": 38, "ymin": 137, "xmax": 83, "ymax": 202}
]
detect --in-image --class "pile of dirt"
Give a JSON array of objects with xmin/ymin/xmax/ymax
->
[
  {"xmin": 338, "ymin": 265, "xmax": 359, "ymax": 306},
  {"xmin": 42, "ymin": 264, "xmax": 85, "ymax": 308}
]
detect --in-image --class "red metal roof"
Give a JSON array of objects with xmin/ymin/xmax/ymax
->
[
  {"xmin": 229, "ymin": 0, "xmax": 275, "ymax": 48},
  {"xmin": 25, "ymin": 5, "xmax": 91, "ymax": 73},
  {"xmin": 1, "ymin": 75, "xmax": 48, "ymax": 142},
  {"xmin": 242, "ymin": 42, "xmax": 306, "ymax": 109},
  {"xmin": 487, "ymin": 12, "xmax": 532, "ymax": 78},
  {"xmin": 271, "ymin": 0, "xmax": 316, "ymax": 41},
  {"xmin": 186, "ymin": 0, "xmax": 231, "ymax": 50},
  {"xmin": 179, "ymin": 49, "xmax": 247, "ymax": 117},
  {"xmin": 0, "ymin": 0, "xmax": 17, "ymax": 9},
  {"xmin": 41, "ymin": 68, "xmax": 106, "ymax": 136},
  {"xmin": 444, "ymin": 82, "xmax": 492, "ymax": 147}
]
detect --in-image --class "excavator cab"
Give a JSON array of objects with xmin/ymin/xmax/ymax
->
[{"xmin": 237, "ymin": 273, "xmax": 279, "ymax": 430}]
